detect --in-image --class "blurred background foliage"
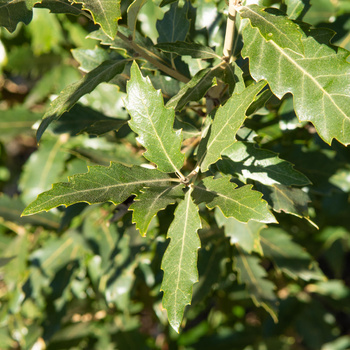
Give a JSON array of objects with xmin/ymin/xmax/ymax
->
[{"xmin": 0, "ymin": 0, "xmax": 350, "ymax": 349}]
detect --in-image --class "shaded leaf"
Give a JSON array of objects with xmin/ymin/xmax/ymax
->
[
  {"xmin": 218, "ymin": 141, "xmax": 311, "ymax": 186},
  {"xmin": 22, "ymin": 163, "xmax": 172, "ymax": 215},
  {"xmin": 19, "ymin": 136, "xmax": 70, "ymax": 204},
  {"xmin": 125, "ymin": 62, "xmax": 185, "ymax": 174},
  {"xmin": 215, "ymin": 208, "xmax": 265, "ymax": 254},
  {"xmin": 234, "ymin": 247, "xmax": 278, "ymax": 321},
  {"xmin": 156, "ymin": 1, "xmax": 190, "ymax": 43},
  {"xmin": 37, "ymin": 59, "xmax": 127, "ymax": 141},
  {"xmin": 0, "ymin": 195, "xmax": 59, "ymax": 229},
  {"xmin": 156, "ymin": 41, "xmax": 220, "ymax": 59},
  {"xmin": 166, "ymin": 66, "xmax": 221, "ymax": 111},
  {"xmin": 260, "ymin": 227, "xmax": 325, "ymax": 281},
  {"xmin": 241, "ymin": 10, "xmax": 350, "ymax": 145},
  {"xmin": 198, "ymin": 81, "xmax": 267, "ymax": 172},
  {"xmin": 192, "ymin": 176, "xmax": 276, "ymax": 224},
  {"xmin": 260, "ymin": 184, "xmax": 312, "ymax": 221},
  {"xmin": 161, "ymin": 188, "xmax": 201, "ymax": 332},
  {"xmin": 130, "ymin": 184, "xmax": 185, "ymax": 236},
  {"xmin": 51, "ymin": 104, "xmax": 126, "ymax": 136},
  {"xmin": 0, "ymin": 0, "xmax": 38, "ymax": 32},
  {"xmin": 71, "ymin": 0, "xmax": 121, "ymax": 39}
]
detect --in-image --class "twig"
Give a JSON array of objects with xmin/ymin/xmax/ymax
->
[
  {"xmin": 117, "ymin": 32, "xmax": 190, "ymax": 84},
  {"xmin": 223, "ymin": 0, "xmax": 239, "ymax": 60}
]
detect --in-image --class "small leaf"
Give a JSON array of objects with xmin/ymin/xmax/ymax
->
[
  {"xmin": 198, "ymin": 81, "xmax": 267, "ymax": 172},
  {"xmin": 166, "ymin": 66, "xmax": 222, "ymax": 111},
  {"xmin": 285, "ymin": 0, "xmax": 306, "ymax": 20},
  {"xmin": 37, "ymin": 59, "xmax": 127, "ymax": 141},
  {"xmin": 215, "ymin": 208, "xmax": 265, "ymax": 254},
  {"xmin": 156, "ymin": 41, "xmax": 220, "ymax": 59},
  {"xmin": 234, "ymin": 247, "xmax": 278, "ymax": 322},
  {"xmin": 22, "ymin": 163, "xmax": 172, "ymax": 216},
  {"xmin": 218, "ymin": 141, "xmax": 311, "ymax": 186},
  {"xmin": 125, "ymin": 62, "xmax": 185, "ymax": 174},
  {"xmin": 71, "ymin": 0, "xmax": 121, "ymax": 39},
  {"xmin": 260, "ymin": 227, "xmax": 325, "ymax": 281},
  {"xmin": 130, "ymin": 184, "xmax": 185, "ymax": 236},
  {"xmin": 192, "ymin": 176, "xmax": 276, "ymax": 224},
  {"xmin": 241, "ymin": 13, "xmax": 350, "ymax": 145},
  {"xmin": 156, "ymin": 1, "xmax": 190, "ymax": 43},
  {"xmin": 161, "ymin": 188, "xmax": 201, "ymax": 333},
  {"xmin": 238, "ymin": 5, "xmax": 304, "ymax": 54}
]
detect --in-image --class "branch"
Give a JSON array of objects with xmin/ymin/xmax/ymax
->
[
  {"xmin": 223, "ymin": 0, "xmax": 239, "ymax": 60},
  {"xmin": 117, "ymin": 32, "xmax": 190, "ymax": 84}
]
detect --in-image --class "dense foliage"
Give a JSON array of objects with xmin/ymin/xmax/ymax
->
[{"xmin": 1, "ymin": 0, "xmax": 350, "ymax": 349}]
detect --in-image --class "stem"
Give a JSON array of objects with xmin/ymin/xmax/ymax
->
[
  {"xmin": 117, "ymin": 32, "xmax": 190, "ymax": 83},
  {"xmin": 223, "ymin": 0, "xmax": 239, "ymax": 60}
]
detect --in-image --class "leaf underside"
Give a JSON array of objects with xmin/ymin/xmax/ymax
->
[{"xmin": 161, "ymin": 189, "xmax": 201, "ymax": 333}]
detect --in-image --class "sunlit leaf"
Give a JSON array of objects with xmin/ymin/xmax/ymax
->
[
  {"xmin": 198, "ymin": 81, "xmax": 267, "ymax": 172},
  {"xmin": 241, "ymin": 6, "xmax": 350, "ymax": 145},
  {"xmin": 161, "ymin": 188, "xmax": 201, "ymax": 332},
  {"xmin": 71, "ymin": 0, "xmax": 121, "ymax": 39},
  {"xmin": 125, "ymin": 62, "xmax": 185, "ymax": 174},
  {"xmin": 192, "ymin": 176, "xmax": 276, "ymax": 224},
  {"xmin": 130, "ymin": 184, "xmax": 185, "ymax": 236},
  {"xmin": 22, "ymin": 163, "xmax": 172, "ymax": 215}
]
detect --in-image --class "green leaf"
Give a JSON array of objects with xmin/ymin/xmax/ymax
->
[
  {"xmin": 215, "ymin": 208, "xmax": 265, "ymax": 254},
  {"xmin": 130, "ymin": 184, "xmax": 185, "ymax": 236},
  {"xmin": 19, "ymin": 136, "xmax": 70, "ymax": 204},
  {"xmin": 285, "ymin": 0, "xmax": 306, "ymax": 19},
  {"xmin": 0, "ymin": 0, "xmax": 38, "ymax": 32},
  {"xmin": 127, "ymin": 0, "xmax": 146, "ymax": 37},
  {"xmin": 156, "ymin": 1, "xmax": 190, "ymax": 43},
  {"xmin": 234, "ymin": 247, "xmax": 278, "ymax": 322},
  {"xmin": 192, "ymin": 176, "xmax": 276, "ymax": 224},
  {"xmin": 36, "ymin": 0, "xmax": 84, "ymax": 16},
  {"xmin": 51, "ymin": 104, "xmax": 126, "ymax": 136},
  {"xmin": 22, "ymin": 163, "xmax": 172, "ymax": 216},
  {"xmin": 71, "ymin": 0, "xmax": 121, "ymax": 39},
  {"xmin": 260, "ymin": 227, "xmax": 325, "ymax": 281},
  {"xmin": 166, "ymin": 66, "xmax": 222, "ymax": 111},
  {"xmin": 218, "ymin": 141, "xmax": 311, "ymax": 186},
  {"xmin": 155, "ymin": 41, "xmax": 220, "ymax": 59},
  {"xmin": 198, "ymin": 81, "xmax": 267, "ymax": 172},
  {"xmin": 241, "ymin": 11, "xmax": 350, "ymax": 145},
  {"xmin": 238, "ymin": 5, "xmax": 304, "ymax": 54},
  {"xmin": 125, "ymin": 62, "xmax": 185, "ymax": 174},
  {"xmin": 260, "ymin": 184, "xmax": 313, "ymax": 222},
  {"xmin": 161, "ymin": 188, "xmax": 201, "ymax": 333},
  {"xmin": 37, "ymin": 59, "xmax": 127, "ymax": 141}
]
